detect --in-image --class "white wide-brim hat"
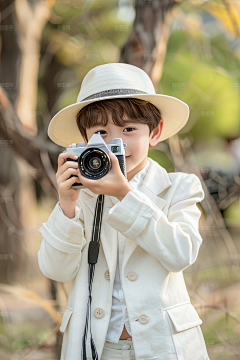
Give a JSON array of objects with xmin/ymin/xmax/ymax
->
[{"xmin": 48, "ymin": 63, "xmax": 189, "ymax": 147}]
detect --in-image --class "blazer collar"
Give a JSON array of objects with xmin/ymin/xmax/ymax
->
[{"xmin": 82, "ymin": 157, "xmax": 172, "ymax": 215}]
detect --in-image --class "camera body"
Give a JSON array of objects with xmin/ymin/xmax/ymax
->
[{"xmin": 64, "ymin": 133, "xmax": 127, "ymax": 189}]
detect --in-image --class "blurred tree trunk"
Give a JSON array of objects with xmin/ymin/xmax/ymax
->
[
  {"xmin": 0, "ymin": 0, "xmax": 50, "ymax": 284},
  {"xmin": 15, "ymin": 0, "xmax": 50, "ymax": 133},
  {"xmin": 119, "ymin": 0, "xmax": 176, "ymax": 87},
  {"xmin": 0, "ymin": 0, "xmax": 24, "ymax": 284},
  {"xmin": 0, "ymin": 1, "xmax": 64, "ymax": 358}
]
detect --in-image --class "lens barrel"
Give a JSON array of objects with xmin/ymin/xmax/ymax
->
[{"xmin": 78, "ymin": 148, "xmax": 110, "ymax": 179}]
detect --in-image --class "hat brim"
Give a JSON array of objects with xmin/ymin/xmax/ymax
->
[{"xmin": 48, "ymin": 93, "xmax": 189, "ymax": 147}]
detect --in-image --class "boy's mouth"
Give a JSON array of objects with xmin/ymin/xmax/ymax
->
[{"xmin": 125, "ymin": 155, "xmax": 130, "ymax": 158}]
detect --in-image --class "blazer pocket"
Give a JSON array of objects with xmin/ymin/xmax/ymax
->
[
  {"xmin": 60, "ymin": 306, "xmax": 74, "ymax": 333},
  {"xmin": 163, "ymin": 302, "xmax": 209, "ymax": 360},
  {"xmin": 164, "ymin": 302, "xmax": 203, "ymax": 331}
]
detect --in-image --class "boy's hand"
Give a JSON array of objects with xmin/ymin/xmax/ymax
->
[
  {"xmin": 56, "ymin": 152, "xmax": 82, "ymax": 208},
  {"xmin": 77, "ymin": 151, "xmax": 132, "ymax": 201}
]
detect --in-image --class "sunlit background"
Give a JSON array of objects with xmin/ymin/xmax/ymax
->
[{"xmin": 0, "ymin": 0, "xmax": 240, "ymax": 359}]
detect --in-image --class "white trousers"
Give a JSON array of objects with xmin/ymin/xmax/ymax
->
[{"xmin": 101, "ymin": 339, "xmax": 135, "ymax": 360}]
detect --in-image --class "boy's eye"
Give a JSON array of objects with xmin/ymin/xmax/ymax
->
[
  {"xmin": 95, "ymin": 127, "xmax": 135, "ymax": 135},
  {"xmin": 95, "ymin": 130, "xmax": 106, "ymax": 135}
]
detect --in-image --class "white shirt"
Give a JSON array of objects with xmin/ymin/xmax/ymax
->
[{"xmin": 58, "ymin": 159, "xmax": 150, "ymax": 343}]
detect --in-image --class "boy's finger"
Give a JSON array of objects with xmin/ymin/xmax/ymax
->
[
  {"xmin": 58, "ymin": 161, "xmax": 79, "ymax": 177},
  {"xmin": 78, "ymin": 170, "xmax": 98, "ymax": 187},
  {"xmin": 109, "ymin": 151, "xmax": 121, "ymax": 172},
  {"xmin": 58, "ymin": 152, "xmax": 78, "ymax": 168},
  {"xmin": 77, "ymin": 169, "xmax": 86, "ymax": 184},
  {"xmin": 109, "ymin": 151, "xmax": 117, "ymax": 164},
  {"xmin": 58, "ymin": 168, "xmax": 79, "ymax": 184}
]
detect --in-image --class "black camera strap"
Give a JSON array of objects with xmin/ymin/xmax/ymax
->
[{"xmin": 82, "ymin": 194, "xmax": 105, "ymax": 360}]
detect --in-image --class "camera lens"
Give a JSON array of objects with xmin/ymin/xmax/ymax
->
[
  {"xmin": 89, "ymin": 157, "xmax": 101, "ymax": 170},
  {"xmin": 78, "ymin": 148, "xmax": 110, "ymax": 179}
]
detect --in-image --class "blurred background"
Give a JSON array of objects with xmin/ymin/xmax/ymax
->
[{"xmin": 0, "ymin": 0, "xmax": 240, "ymax": 359}]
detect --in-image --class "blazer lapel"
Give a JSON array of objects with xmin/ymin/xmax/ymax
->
[{"xmin": 81, "ymin": 157, "xmax": 172, "ymax": 279}]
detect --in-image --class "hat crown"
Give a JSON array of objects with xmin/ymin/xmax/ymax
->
[{"xmin": 77, "ymin": 63, "xmax": 156, "ymax": 102}]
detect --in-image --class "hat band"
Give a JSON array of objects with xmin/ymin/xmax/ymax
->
[{"xmin": 81, "ymin": 88, "xmax": 148, "ymax": 101}]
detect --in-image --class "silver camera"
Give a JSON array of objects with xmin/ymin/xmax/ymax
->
[{"xmin": 64, "ymin": 133, "xmax": 127, "ymax": 189}]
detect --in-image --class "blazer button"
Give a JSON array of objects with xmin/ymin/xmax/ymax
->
[
  {"xmin": 125, "ymin": 308, "xmax": 128, "ymax": 317},
  {"xmin": 94, "ymin": 308, "xmax": 105, "ymax": 319},
  {"xmin": 139, "ymin": 314, "xmax": 149, "ymax": 324},
  {"xmin": 104, "ymin": 270, "xmax": 110, "ymax": 280},
  {"xmin": 127, "ymin": 271, "xmax": 137, "ymax": 281}
]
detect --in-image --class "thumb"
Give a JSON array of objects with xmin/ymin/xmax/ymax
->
[
  {"xmin": 109, "ymin": 150, "xmax": 116, "ymax": 160},
  {"xmin": 108, "ymin": 150, "xmax": 118, "ymax": 166}
]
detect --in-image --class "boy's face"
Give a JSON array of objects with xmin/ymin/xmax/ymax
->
[{"xmin": 82, "ymin": 111, "xmax": 163, "ymax": 181}]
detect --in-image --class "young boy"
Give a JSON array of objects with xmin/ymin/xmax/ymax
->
[{"xmin": 38, "ymin": 63, "xmax": 210, "ymax": 360}]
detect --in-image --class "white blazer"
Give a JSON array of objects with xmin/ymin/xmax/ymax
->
[{"xmin": 38, "ymin": 157, "xmax": 210, "ymax": 360}]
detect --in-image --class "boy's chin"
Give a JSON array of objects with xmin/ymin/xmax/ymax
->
[{"xmin": 125, "ymin": 160, "xmax": 135, "ymax": 174}]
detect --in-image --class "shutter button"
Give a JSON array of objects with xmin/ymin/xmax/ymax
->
[
  {"xmin": 139, "ymin": 314, "xmax": 149, "ymax": 324},
  {"xmin": 94, "ymin": 308, "xmax": 105, "ymax": 319},
  {"xmin": 104, "ymin": 270, "xmax": 110, "ymax": 280},
  {"xmin": 127, "ymin": 271, "xmax": 137, "ymax": 281}
]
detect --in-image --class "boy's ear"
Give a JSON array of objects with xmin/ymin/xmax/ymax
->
[{"xmin": 149, "ymin": 119, "xmax": 163, "ymax": 147}]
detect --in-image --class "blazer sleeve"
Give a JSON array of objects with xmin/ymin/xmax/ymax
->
[
  {"xmin": 58, "ymin": 203, "xmax": 80, "ymax": 222},
  {"xmin": 38, "ymin": 199, "xmax": 87, "ymax": 282},
  {"xmin": 103, "ymin": 173, "xmax": 205, "ymax": 273}
]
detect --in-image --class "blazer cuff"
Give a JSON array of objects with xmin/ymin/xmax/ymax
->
[
  {"xmin": 39, "ymin": 201, "xmax": 85, "ymax": 247},
  {"xmin": 103, "ymin": 189, "xmax": 161, "ymax": 239},
  {"xmin": 58, "ymin": 203, "xmax": 80, "ymax": 222}
]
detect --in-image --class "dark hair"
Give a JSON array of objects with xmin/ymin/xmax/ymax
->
[{"xmin": 76, "ymin": 98, "xmax": 162, "ymax": 142}]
